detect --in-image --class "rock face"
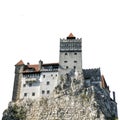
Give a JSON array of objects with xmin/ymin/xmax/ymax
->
[{"xmin": 2, "ymin": 73, "xmax": 118, "ymax": 120}]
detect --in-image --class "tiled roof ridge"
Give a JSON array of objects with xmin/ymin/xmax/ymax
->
[
  {"xmin": 28, "ymin": 64, "xmax": 39, "ymax": 66},
  {"xmin": 42, "ymin": 63, "xmax": 59, "ymax": 65}
]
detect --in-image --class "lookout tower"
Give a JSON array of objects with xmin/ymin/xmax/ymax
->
[{"xmin": 58, "ymin": 33, "xmax": 82, "ymax": 78}]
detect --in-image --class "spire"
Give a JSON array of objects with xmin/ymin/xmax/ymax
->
[
  {"xmin": 67, "ymin": 33, "xmax": 76, "ymax": 39},
  {"xmin": 15, "ymin": 60, "xmax": 24, "ymax": 66}
]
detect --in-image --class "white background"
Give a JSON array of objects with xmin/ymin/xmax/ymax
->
[{"xmin": 0, "ymin": 0, "xmax": 120, "ymax": 119}]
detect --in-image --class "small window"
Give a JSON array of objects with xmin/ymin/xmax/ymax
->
[
  {"xmin": 23, "ymin": 84, "xmax": 26, "ymax": 87},
  {"xmin": 74, "ymin": 53, "xmax": 77, "ymax": 55},
  {"xmin": 43, "ymin": 75, "xmax": 45, "ymax": 78},
  {"xmin": 42, "ymin": 90, "xmax": 45, "ymax": 94},
  {"xmin": 65, "ymin": 53, "xmax": 67, "ymax": 55},
  {"xmin": 56, "ymin": 74, "xmax": 57, "ymax": 77},
  {"xmin": 64, "ymin": 61, "xmax": 67, "ymax": 63},
  {"xmin": 66, "ymin": 66, "xmax": 68, "ymax": 69},
  {"xmin": 29, "ymin": 83, "xmax": 32, "ymax": 87},
  {"xmin": 24, "ymin": 93, "xmax": 27, "ymax": 97},
  {"xmin": 51, "ymin": 74, "xmax": 53, "ymax": 77},
  {"xmin": 27, "ymin": 74, "xmax": 30, "ymax": 78},
  {"xmin": 47, "ymin": 81, "xmax": 50, "ymax": 85},
  {"xmin": 74, "ymin": 66, "xmax": 76, "ymax": 69},
  {"xmin": 74, "ymin": 61, "xmax": 77, "ymax": 63},
  {"xmin": 47, "ymin": 90, "xmax": 50, "ymax": 94},
  {"xmin": 32, "ymin": 92, "xmax": 35, "ymax": 96}
]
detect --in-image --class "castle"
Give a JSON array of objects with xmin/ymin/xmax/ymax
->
[{"xmin": 12, "ymin": 33, "xmax": 116, "ymax": 103}]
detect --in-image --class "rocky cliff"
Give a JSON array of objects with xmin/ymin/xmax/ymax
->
[{"xmin": 2, "ymin": 73, "xmax": 118, "ymax": 120}]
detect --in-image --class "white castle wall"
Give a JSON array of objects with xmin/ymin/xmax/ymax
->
[
  {"xmin": 59, "ymin": 52, "xmax": 82, "ymax": 74},
  {"xmin": 20, "ymin": 77, "xmax": 40, "ymax": 99},
  {"xmin": 20, "ymin": 71, "xmax": 58, "ymax": 99},
  {"xmin": 39, "ymin": 72, "xmax": 58, "ymax": 97}
]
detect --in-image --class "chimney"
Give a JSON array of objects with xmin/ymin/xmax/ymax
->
[
  {"xmin": 27, "ymin": 62, "xmax": 30, "ymax": 65},
  {"xmin": 39, "ymin": 60, "xmax": 43, "ymax": 70},
  {"xmin": 113, "ymin": 91, "xmax": 116, "ymax": 102}
]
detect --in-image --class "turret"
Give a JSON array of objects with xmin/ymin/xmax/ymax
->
[{"xmin": 12, "ymin": 60, "xmax": 24, "ymax": 101}]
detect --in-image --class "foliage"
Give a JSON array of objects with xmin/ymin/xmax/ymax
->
[{"xmin": 2, "ymin": 104, "xmax": 26, "ymax": 120}]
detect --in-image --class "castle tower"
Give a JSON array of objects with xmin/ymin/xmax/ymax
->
[
  {"xmin": 12, "ymin": 60, "xmax": 24, "ymax": 101},
  {"xmin": 58, "ymin": 33, "xmax": 82, "ymax": 79}
]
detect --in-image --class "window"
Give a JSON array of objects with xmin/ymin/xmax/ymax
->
[
  {"xmin": 43, "ymin": 75, "xmax": 45, "ymax": 78},
  {"xmin": 51, "ymin": 74, "xmax": 53, "ymax": 77},
  {"xmin": 32, "ymin": 92, "xmax": 35, "ymax": 96},
  {"xmin": 65, "ymin": 53, "xmax": 67, "ymax": 55},
  {"xmin": 29, "ymin": 83, "xmax": 32, "ymax": 87},
  {"xmin": 66, "ymin": 66, "xmax": 68, "ymax": 69},
  {"xmin": 64, "ymin": 61, "xmax": 67, "ymax": 63},
  {"xmin": 24, "ymin": 93, "xmax": 27, "ymax": 97},
  {"xmin": 56, "ymin": 74, "xmax": 57, "ymax": 77},
  {"xmin": 23, "ymin": 84, "xmax": 26, "ymax": 87},
  {"xmin": 74, "ymin": 66, "xmax": 76, "ymax": 69},
  {"xmin": 74, "ymin": 61, "xmax": 77, "ymax": 63},
  {"xmin": 42, "ymin": 90, "xmax": 45, "ymax": 94},
  {"xmin": 74, "ymin": 53, "xmax": 77, "ymax": 55},
  {"xmin": 47, "ymin": 90, "xmax": 50, "ymax": 94},
  {"xmin": 47, "ymin": 81, "xmax": 50, "ymax": 85},
  {"xmin": 27, "ymin": 74, "xmax": 30, "ymax": 78}
]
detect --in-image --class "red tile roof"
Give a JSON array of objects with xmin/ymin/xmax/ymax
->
[
  {"xmin": 42, "ymin": 63, "xmax": 59, "ymax": 66},
  {"xmin": 101, "ymin": 75, "xmax": 108, "ymax": 89},
  {"xmin": 22, "ymin": 62, "xmax": 59, "ymax": 73},
  {"xmin": 15, "ymin": 60, "xmax": 24, "ymax": 66},
  {"xmin": 68, "ymin": 33, "xmax": 75, "ymax": 37},
  {"xmin": 67, "ymin": 33, "xmax": 76, "ymax": 39},
  {"xmin": 28, "ymin": 64, "xmax": 40, "ymax": 72}
]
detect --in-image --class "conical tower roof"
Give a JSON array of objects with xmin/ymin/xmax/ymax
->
[
  {"xmin": 15, "ymin": 60, "xmax": 24, "ymax": 66},
  {"xmin": 67, "ymin": 33, "xmax": 76, "ymax": 39}
]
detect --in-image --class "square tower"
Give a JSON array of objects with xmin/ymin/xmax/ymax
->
[{"xmin": 58, "ymin": 33, "xmax": 82, "ymax": 78}]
